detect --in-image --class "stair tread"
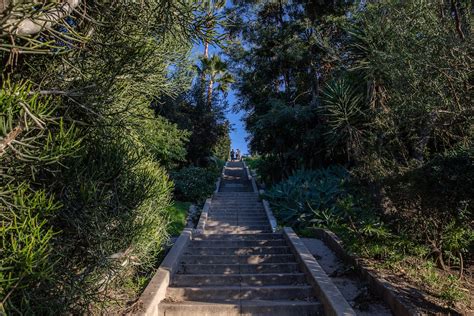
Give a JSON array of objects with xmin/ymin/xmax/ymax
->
[
  {"xmin": 169, "ymin": 285, "xmax": 312, "ymax": 290},
  {"xmin": 173, "ymin": 272, "xmax": 305, "ymax": 277},
  {"xmin": 161, "ymin": 299, "xmax": 319, "ymax": 305}
]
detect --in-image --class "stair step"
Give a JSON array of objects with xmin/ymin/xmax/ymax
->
[
  {"xmin": 207, "ymin": 217, "xmax": 269, "ymax": 222},
  {"xmin": 167, "ymin": 285, "xmax": 313, "ymax": 301},
  {"xmin": 204, "ymin": 230, "xmax": 272, "ymax": 235},
  {"xmin": 172, "ymin": 272, "xmax": 306, "ymax": 286},
  {"xmin": 204, "ymin": 225, "xmax": 270, "ymax": 229},
  {"xmin": 205, "ymin": 220, "xmax": 269, "ymax": 225},
  {"xmin": 207, "ymin": 213, "xmax": 267, "ymax": 221},
  {"xmin": 190, "ymin": 240, "xmax": 287, "ymax": 247},
  {"xmin": 211, "ymin": 205, "xmax": 264, "ymax": 210},
  {"xmin": 179, "ymin": 263, "xmax": 300, "ymax": 274},
  {"xmin": 204, "ymin": 225, "xmax": 271, "ymax": 231},
  {"xmin": 193, "ymin": 233, "xmax": 283, "ymax": 240},
  {"xmin": 184, "ymin": 246, "xmax": 292, "ymax": 255},
  {"xmin": 209, "ymin": 211, "xmax": 266, "ymax": 214},
  {"xmin": 159, "ymin": 300, "xmax": 322, "ymax": 316},
  {"xmin": 159, "ymin": 300, "xmax": 239, "ymax": 316},
  {"xmin": 180, "ymin": 254, "xmax": 296, "ymax": 264},
  {"xmin": 204, "ymin": 229, "xmax": 272, "ymax": 234}
]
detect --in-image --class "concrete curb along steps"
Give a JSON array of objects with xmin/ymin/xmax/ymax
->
[
  {"xmin": 260, "ymin": 191, "xmax": 278, "ymax": 233},
  {"xmin": 242, "ymin": 160, "xmax": 258, "ymax": 193},
  {"xmin": 310, "ymin": 228, "xmax": 417, "ymax": 316},
  {"xmin": 284, "ymin": 228, "xmax": 355, "ymax": 316},
  {"xmin": 196, "ymin": 198, "xmax": 211, "ymax": 233},
  {"xmin": 135, "ymin": 161, "xmax": 356, "ymax": 315},
  {"xmin": 136, "ymin": 228, "xmax": 193, "ymax": 315}
]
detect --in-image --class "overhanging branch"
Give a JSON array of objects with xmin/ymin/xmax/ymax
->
[{"xmin": 4, "ymin": 0, "xmax": 81, "ymax": 36}]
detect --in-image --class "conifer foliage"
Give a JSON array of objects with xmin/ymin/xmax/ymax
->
[{"xmin": 0, "ymin": 1, "xmax": 223, "ymax": 313}]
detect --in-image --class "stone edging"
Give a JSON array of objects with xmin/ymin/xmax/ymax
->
[
  {"xmin": 310, "ymin": 228, "xmax": 417, "ymax": 316},
  {"xmin": 214, "ymin": 177, "xmax": 221, "ymax": 193},
  {"xmin": 257, "ymin": 188, "xmax": 278, "ymax": 232},
  {"xmin": 135, "ymin": 228, "xmax": 193, "ymax": 315},
  {"xmin": 242, "ymin": 160, "xmax": 258, "ymax": 193},
  {"xmin": 215, "ymin": 161, "xmax": 227, "ymax": 193},
  {"xmin": 261, "ymin": 197, "xmax": 278, "ymax": 232},
  {"xmin": 196, "ymin": 198, "xmax": 212, "ymax": 233},
  {"xmin": 283, "ymin": 227, "xmax": 356, "ymax": 316}
]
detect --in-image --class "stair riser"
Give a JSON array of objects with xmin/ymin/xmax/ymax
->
[
  {"xmin": 184, "ymin": 247, "xmax": 292, "ymax": 255},
  {"xmin": 241, "ymin": 303, "xmax": 323, "ymax": 316},
  {"xmin": 172, "ymin": 274, "xmax": 306, "ymax": 286},
  {"xmin": 210, "ymin": 206, "xmax": 264, "ymax": 209},
  {"xmin": 167, "ymin": 287, "xmax": 313, "ymax": 301},
  {"xmin": 211, "ymin": 203, "xmax": 262, "ymax": 205},
  {"xmin": 207, "ymin": 216, "xmax": 268, "ymax": 220},
  {"xmin": 179, "ymin": 263, "xmax": 299, "ymax": 274},
  {"xmin": 204, "ymin": 229, "xmax": 273, "ymax": 234},
  {"xmin": 158, "ymin": 304, "xmax": 239, "ymax": 316},
  {"xmin": 209, "ymin": 210, "xmax": 265, "ymax": 214},
  {"xmin": 205, "ymin": 221, "xmax": 269, "ymax": 226},
  {"xmin": 159, "ymin": 302, "xmax": 322, "ymax": 316},
  {"xmin": 180, "ymin": 254, "xmax": 294, "ymax": 264},
  {"xmin": 204, "ymin": 226, "xmax": 271, "ymax": 231},
  {"xmin": 204, "ymin": 222, "xmax": 269, "ymax": 227},
  {"xmin": 205, "ymin": 219, "xmax": 268, "ymax": 223},
  {"xmin": 190, "ymin": 240, "xmax": 287, "ymax": 247},
  {"xmin": 207, "ymin": 212, "xmax": 267, "ymax": 220},
  {"xmin": 193, "ymin": 233, "xmax": 284, "ymax": 241},
  {"xmin": 204, "ymin": 225, "xmax": 270, "ymax": 229}
]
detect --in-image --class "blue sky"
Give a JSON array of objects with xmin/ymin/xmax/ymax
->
[{"xmin": 192, "ymin": 42, "xmax": 249, "ymax": 155}]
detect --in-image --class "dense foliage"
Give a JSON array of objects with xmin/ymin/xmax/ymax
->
[
  {"xmin": 227, "ymin": 0, "xmax": 472, "ymax": 311},
  {"xmin": 172, "ymin": 166, "xmax": 220, "ymax": 203},
  {"xmin": 0, "ymin": 1, "xmax": 229, "ymax": 314}
]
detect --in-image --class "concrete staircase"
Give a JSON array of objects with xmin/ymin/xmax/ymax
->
[{"xmin": 158, "ymin": 161, "xmax": 322, "ymax": 315}]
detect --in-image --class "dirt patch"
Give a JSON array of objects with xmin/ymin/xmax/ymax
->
[
  {"xmin": 302, "ymin": 238, "xmax": 393, "ymax": 316},
  {"xmin": 371, "ymin": 258, "xmax": 474, "ymax": 316}
]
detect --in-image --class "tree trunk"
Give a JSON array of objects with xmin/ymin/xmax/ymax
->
[
  {"xmin": 204, "ymin": 41, "xmax": 209, "ymax": 58},
  {"xmin": 413, "ymin": 111, "xmax": 437, "ymax": 162},
  {"xmin": 310, "ymin": 63, "xmax": 319, "ymax": 107},
  {"xmin": 451, "ymin": 0, "xmax": 465, "ymax": 39},
  {"xmin": 207, "ymin": 77, "xmax": 214, "ymax": 109}
]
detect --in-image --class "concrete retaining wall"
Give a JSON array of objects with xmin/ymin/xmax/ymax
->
[
  {"xmin": 310, "ymin": 228, "xmax": 417, "ymax": 316},
  {"xmin": 283, "ymin": 227, "xmax": 356, "ymax": 316},
  {"xmin": 135, "ymin": 228, "xmax": 193, "ymax": 315}
]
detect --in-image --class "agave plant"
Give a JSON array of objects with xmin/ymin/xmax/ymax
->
[{"xmin": 264, "ymin": 166, "xmax": 349, "ymax": 229}]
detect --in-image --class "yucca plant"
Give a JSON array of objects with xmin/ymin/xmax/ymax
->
[{"xmin": 320, "ymin": 79, "xmax": 366, "ymax": 161}]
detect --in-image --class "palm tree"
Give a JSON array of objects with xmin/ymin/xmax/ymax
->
[
  {"xmin": 198, "ymin": 54, "xmax": 234, "ymax": 109},
  {"xmin": 201, "ymin": 0, "xmax": 226, "ymax": 57}
]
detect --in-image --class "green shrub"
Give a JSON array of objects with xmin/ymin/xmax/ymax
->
[
  {"xmin": 264, "ymin": 166, "xmax": 415, "ymax": 261},
  {"xmin": 243, "ymin": 156, "xmax": 261, "ymax": 171},
  {"xmin": 265, "ymin": 166, "xmax": 349, "ymax": 228},
  {"xmin": 171, "ymin": 167, "xmax": 218, "ymax": 203},
  {"xmin": 167, "ymin": 201, "xmax": 192, "ymax": 236},
  {"xmin": 385, "ymin": 147, "xmax": 474, "ymax": 268}
]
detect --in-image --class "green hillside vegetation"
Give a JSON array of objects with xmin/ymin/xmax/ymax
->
[
  {"xmin": 0, "ymin": 1, "xmax": 230, "ymax": 313},
  {"xmin": 230, "ymin": 1, "xmax": 472, "ymax": 313},
  {"xmin": 1, "ymin": 0, "xmax": 472, "ymax": 314}
]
